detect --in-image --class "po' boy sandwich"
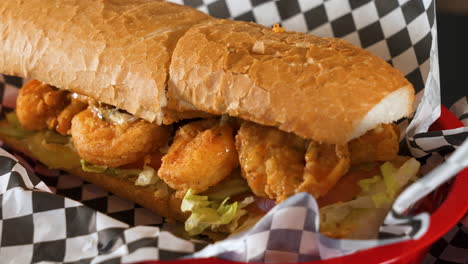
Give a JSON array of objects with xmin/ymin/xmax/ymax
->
[{"xmin": 0, "ymin": 0, "xmax": 420, "ymax": 239}]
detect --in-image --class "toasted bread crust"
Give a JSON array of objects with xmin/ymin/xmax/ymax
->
[
  {"xmin": 0, "ymin": 1, "xmax": 414, "ymax": 143},
  {"xmin": 0, "ymin": 0, "xmax": 210, "ymax": 124},
  {"xmin": 168, "ymin": 19, "xmax": 413, "ymax": 144}
]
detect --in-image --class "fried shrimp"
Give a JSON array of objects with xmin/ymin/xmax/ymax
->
[
  {"xmin": 16, "ymin": 80, "xmax": 68, "ymax": 131},
  {"xmin": 56, "ymin": 99, "xmax": 87, "ymax": 135},
  {"xmin": 236, "ymin": 122, "xmax": 351, "ymax": 201},
  {"xmin": 349, "ymin": 123, "xmax": 399, "ymax": 165},
  {"xmin": 71, "ymin": 107, "xmax": 171, "ymax": 167},
  {"xmin": 236, "ymin": 122, "xmax": 307, "ymax": 201},
  {"xmin": 296, "ymin": 143, "xmax": 350, "ymax": 198},
  {"xmin": 158, "ymin": 118, "xmax": 239, "ymax": 195}
]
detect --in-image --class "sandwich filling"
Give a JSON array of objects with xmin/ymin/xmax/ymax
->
[{"xmin": 0, "ymin": 80, "xmax": 419, "ymax": 238}]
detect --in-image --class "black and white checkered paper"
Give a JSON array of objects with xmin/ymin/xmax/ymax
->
[
  {"xmin": 450, "ymin": 97, "xmax": 468, "ymax": 127},
  {"xmin": 0, "ymin": 148, "xmax": 208, "ymax": 263},
  {"xmin": 0, "ymin": 0, "xmax": 467, "ymax": 263}
]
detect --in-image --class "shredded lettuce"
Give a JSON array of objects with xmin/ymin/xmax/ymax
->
[
  {"xmin": 321, "ymin": 158, "xmax": 420, "ymax": 237},
  {"xmin": 134, "ymin": 166, "xmax": 158, "ymax": 186},
  {"xmin": 371, "ymin": 192, "xmax": 391, "ymax": 208},
  {"xmin": 356, "ymin": 160, "xmax": 420, "ymax": 208},
  {"xmin": 381, "ymin": 162, "xmax": 398, "ymax": 197},
  {"xmin": 181, "ymin": 189, "xmax": 212, "ymax": 212},
  {"xmin": 181, "ymin": 189, "xmax": 253, "ymax": 236},
  {"xmin": 394, "ymin": 158, "xmax": 421, "ymax": 188},
  {"xmin": 358, "ymin": 175, "xmax": 381, "ymax": 193}
]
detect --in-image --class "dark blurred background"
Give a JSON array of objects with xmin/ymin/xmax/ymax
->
[{"xmin": 437, "ymin": 0, "xmax": 468, "ymax": 107}]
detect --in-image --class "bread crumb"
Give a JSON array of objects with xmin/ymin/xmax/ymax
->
[
  {"xmin": 252, "ymin": 40, "xmax": 265, "ymax": 54},
  {"xmin": 272, "ymin": 23, "xmax": 285, "ymax": 33}
]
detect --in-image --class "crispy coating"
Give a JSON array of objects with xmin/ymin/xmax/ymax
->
[
  {"xmin": 236, "ymin": 122, "xmax": 399, "ymax": 202},
  {"xmin": 296, "ymin": 142, "xmax": 350, "ymax": 198},
  {"xmin": 71, "ymin": 108, "xmax": 171, "ymax": 167},
  {"xmin": 236, "ymin": 122, "xmax": 307, "ymax": 201},
  {"xmin": 158, "ymin": 118, "xmax": 239, "ymax": 194},
  {"xmin": 16, "ymin": 80, "xmax": 68, "ymax": 130},
  {"xmin": 236, "ymin": 122, "xmax": 351, "ymax": 201},
  {"xmin": 56, "ymin": 99, "xmax": 87, "ymax": 135},
  {"xmin": 349, "ymin": 123, "xmax": 399, "ymax": 164}
]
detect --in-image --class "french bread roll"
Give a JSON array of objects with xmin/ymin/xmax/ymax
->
[
  {"xmin": 0, "ymin": 0, "xmax": 211, "ymax": 124},
  {"xmin": 168, "ymin": 19, "xmax": 414, "ymax": 144}
]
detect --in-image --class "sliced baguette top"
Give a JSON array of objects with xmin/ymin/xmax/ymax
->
[
  {"xmin": 0, "ymin": 0, "xmax": 210, "ymax": 124},
  {"xmin": 168, "ymin": 19, "xmax": 414, "ymax": 144},
  {"xmin": 0, "ymin": 0, "xmax": 415, "ymax": 144}
]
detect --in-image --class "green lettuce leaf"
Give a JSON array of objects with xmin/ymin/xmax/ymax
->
[
  {"xmin": 356, "ymin": 159, "xmax": 420, "ymax": 208},
  {"xmin": 320, "ymin": 158, "xmax": 420, "ymax": 237},
  {"xmin": 134, "ymin": 166, "xmax": 159, "ymax": 186},
  {"xmin": 181, "ymin": 189, "xmax": 253, "ymax": 236},
  {"xmin": 358, "ymin": 175, "xmax": 381, "ymax": 193},
  {"xmin": 181, "ymin": 189, "xmax": 212, "ymax": 212},
  {"xmin": 381, "ymin": 162, "xmax": 398, "ymax": 197}
]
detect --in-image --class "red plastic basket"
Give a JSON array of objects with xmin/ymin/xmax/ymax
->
[{"xmin": 139, "ymin": 106, "xmax": 468, "ymax": 264}]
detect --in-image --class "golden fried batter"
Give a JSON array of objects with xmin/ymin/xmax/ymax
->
[
  {"xmin": 349, "ymin": 123, "xmax": 399, "ymax": 164},
  {"xmin": 296, "ymin": 142, "xmax": 350, "ymax": 198},
  {"xmin": 56, "ymin": 99, "xmax": 87, "ymax": 135},
  {"xmin": 16, "ymin": 80, "xmax": 68, "ymax": 131},
  {"xmin": 236, "ymin": 122, "xmax": 353, "ymax": 201},
  {"xmin": 158, "ymin": 118, "xmax": 239, "ymax": 195},
  {"xmin": 236, "ymin": 122, "xmax": 307, "ymax": 201},
  {"xmin": 71, "ymin": 108, "xmax": 171, "ymax": 167}
]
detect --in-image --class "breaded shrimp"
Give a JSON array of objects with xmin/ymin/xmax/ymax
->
[
  {"xmin": 349, "ymin": 123, "xmax": 399, "ymax": 165},
  {"xmin": 296, "ymin": 142, "xmax": 350, "ymax": 198},
  {"xmin": 16, "ymin": 80, "xmax": 68, "ymax": 130},
  {"xmin": 300, "ymin": 124, "xmax": 399, "ymax": 198},
  {"xmin": 158, "ymin": 118, "xmax": 239, "ymax": 195},
  {"xmin": 236, "ymin": 122, "xmax": 350, "ymax": 201},
  {"xmin": 236, "ymin": 122, "xmax": 307, "ymax": 201},
  {"xmin": 71, "ymin": 107, "xmax": 171, "ymax": 167},
  {"xmin": 56, "ymin": 99, "xmax": 87, "ymax": 135},
  {"xmin": 297, "ymin": 124, "xmax": 400, "ymax": 197}
]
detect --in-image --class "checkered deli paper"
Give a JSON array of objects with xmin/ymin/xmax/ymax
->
[
  {"xmin": 422, "ymin": 98, "xmax": 468, "ymax": 264},
  {"xmin": 0, "ymin": 0, "xmax": 466, "ymax": 263}
]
